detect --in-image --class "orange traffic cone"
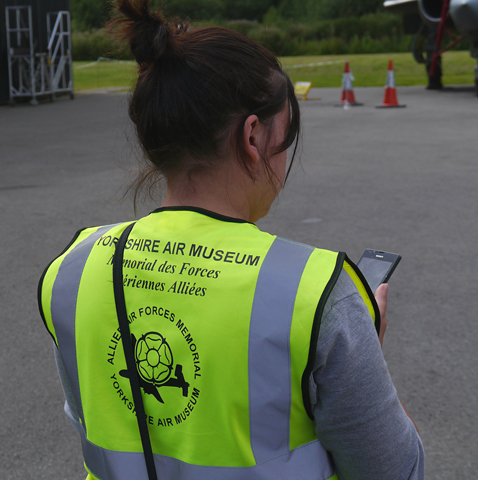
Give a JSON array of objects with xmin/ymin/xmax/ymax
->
[
  {"xmin": 336, "ymin": 60, "xmax": 363, "ymax": 107},
  {"xmin": 376, "ymin": 60, "xmax": 406, "ymax": 108}
]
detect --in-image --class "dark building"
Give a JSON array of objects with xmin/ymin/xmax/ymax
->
[{"xmin": 0, "ymin": 0, "xmax": 71, "ymax": 104}]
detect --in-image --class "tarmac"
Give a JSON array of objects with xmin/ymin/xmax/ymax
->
[{"xmin": 1, "ymin": 84, "xmax": 477, "ymax": 479}]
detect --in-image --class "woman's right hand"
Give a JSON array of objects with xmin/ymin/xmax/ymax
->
[{"xmin": 374, "ymin": 283, "xmax": 388, "ymax": 347}]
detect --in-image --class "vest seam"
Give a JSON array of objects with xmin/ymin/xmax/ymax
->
[
  {"xmin": 276, "ymin": 236, "xmax": 315, "ymax": 250},
  {"xmin": 286, "ymin": 276, "xmax": 292, "ymax": 458},
  {"xmin": 301, "ymin": 252, "xmax": 345, "ymax": 420}
]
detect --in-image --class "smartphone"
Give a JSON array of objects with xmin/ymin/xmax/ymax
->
[{"xmin": 356, "ymin": 249, "xmax": 401, "ymax": 293}]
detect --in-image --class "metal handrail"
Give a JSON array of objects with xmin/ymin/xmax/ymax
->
[
  {"xmin": 47, "ymin": 11, "xmax": 72, "ymax": 91},
  {"xmin": 48, "ymin": 11, "xmax": 68, "ymax": 65},
  {"xmin": 47, "ymin": 12, "xmax": 63, "ymax": 51}
]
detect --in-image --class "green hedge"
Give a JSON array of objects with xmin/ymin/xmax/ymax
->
[
  {"xmin": 71, "ymin": 30, "xmax": 126, "ymax": 61},
  {"xmin": 69, "ymin": 13, "xmax": 429, "ymax": 60},
  {"xmin": 71, "ymin": 29, "xmax": 411, "ymax": 61},
  {"xmin": 234, "ymin": 13, "xmax": 411, "ymax": 57}
]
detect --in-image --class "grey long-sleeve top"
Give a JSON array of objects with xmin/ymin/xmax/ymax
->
[{"xmin": 310, "ymin": 269, "xmax": 425, "ymax": 480}]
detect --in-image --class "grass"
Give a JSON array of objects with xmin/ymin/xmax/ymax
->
[
  {"xmin": 73, "ymin": 51, "xmax": 477, "ymax": 92},
  {"xmin": 73, "ymin": 59, "xmax": 136, "ymax": 91},
  {"xmin": 282, "ymin": 51, "xmax": 477, "ymax": 87}
]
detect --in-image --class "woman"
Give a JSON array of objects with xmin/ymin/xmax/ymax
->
[{"xmin": 38, "ymin": 1, "xmax": 424, "ymax": 479}]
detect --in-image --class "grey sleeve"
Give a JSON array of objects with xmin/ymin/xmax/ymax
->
[{"xmin": 309, "ymin": 270, "xmax": 425, "ymax": 480}]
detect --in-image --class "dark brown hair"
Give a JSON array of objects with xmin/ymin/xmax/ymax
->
[{"xmin": 109, "ymin": 0, "xmax": 300, "ymax": 197}]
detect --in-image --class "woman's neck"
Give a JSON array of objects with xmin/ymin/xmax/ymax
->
[
  {"xmin": 161, "ymin": 165, "xmax": 253, "ymax": 222},
  {"xmin": 161, "ymin": 155, "xmax": 277, "ymax": 223},
  {"xmin": 161, "ymin": 192, "xmax": 251, "ymax": 221}
]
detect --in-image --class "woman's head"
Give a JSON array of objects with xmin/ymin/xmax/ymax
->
[{"xmin": 109, "ymin": 0, "xmax": 300, "ymax": 197}]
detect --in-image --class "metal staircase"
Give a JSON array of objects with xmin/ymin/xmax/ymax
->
[{"xmin": 5, "ymin": 5, "xmax": 73, "ymax": 105}]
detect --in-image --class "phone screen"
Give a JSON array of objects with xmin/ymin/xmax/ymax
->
[{"xmin": 357, "ymin": 256, "xmax": 395, "ymax": 293}]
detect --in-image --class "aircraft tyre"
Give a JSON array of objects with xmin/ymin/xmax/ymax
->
[
  {"xmin": 475, "ymin": 66, "xmax": 478, "ymax": 97},
  {"xmin": 426, "ymin": 58, "xmax": 443, "ymax": 90}
]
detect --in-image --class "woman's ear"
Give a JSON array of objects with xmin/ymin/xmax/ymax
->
[{"xmin": 242, "ymin": 115, "xmax": 261, "ymax": 164}]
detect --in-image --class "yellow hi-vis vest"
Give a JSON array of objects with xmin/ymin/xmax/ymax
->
[{"xmin": 38, "ymin": 208, "xmax": 379, "ymax": 480}]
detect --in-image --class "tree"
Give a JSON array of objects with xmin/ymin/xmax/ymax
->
[
  {"xmin": 313, "ymin": 0, "xmax": 383, "ymax": 20},
  {"xmin": 70, "ymin": 0, "xmax": 111, "ymax": 30},
  {"xmin": 160, "ymin": 0, "xmax": 225, "ymax": 21},
  {"xmin": 223, "ymin": 0, "xmax": 278, "ymax": 21}
]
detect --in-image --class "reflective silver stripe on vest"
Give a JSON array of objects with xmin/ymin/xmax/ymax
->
[
  {"xmin": 248, "ymin": 237, "xmax": 313, "ymax": 463},
  {"xmin": 51, "ymin": 224, "xmax": 120, "ymax": 429},
  {"xmin": 80, "ymin": 427, "xmax": 334, "ymax": 480}
]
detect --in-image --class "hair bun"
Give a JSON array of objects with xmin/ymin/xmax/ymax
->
[{"xmin": 110, "ymin": 0, "xmax": 187, "ymax": 65}]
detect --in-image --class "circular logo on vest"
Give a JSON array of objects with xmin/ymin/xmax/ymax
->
[
  {"xmin": 136, "ymin": 332, "xmax": 173, "ymax": 385},
  {"xmin": 107, "ymin": 305, "xmax": 201, "ymax": 427},
  {"xmin": 119, "ymin": 331, "xmax": 189, "ymax": 404}
]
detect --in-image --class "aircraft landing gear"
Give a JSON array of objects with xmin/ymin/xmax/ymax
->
[
  {"xmin": 475, "ymin": 64, "xmax": 478, "ymax": 97},
  {"xmin": 426, "ymin": 56, "xmax": 443, "ymax": 90},
  {"xmin": 425, "ymin": 28, "xmax": 443, "ymax": 90}
]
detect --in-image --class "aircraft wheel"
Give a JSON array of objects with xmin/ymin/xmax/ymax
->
[
  {"xmin": 426, "ymin": 60, "xmax": 443, "ymax": 90},
  {"xmin": 475, "ymin": 64, "xmax": 478, "ymax": 97}
]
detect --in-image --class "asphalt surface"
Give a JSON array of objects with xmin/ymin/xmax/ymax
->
[{"xmin": 1, "ymin": 85, "xmax": 477, "ymax": 479}]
